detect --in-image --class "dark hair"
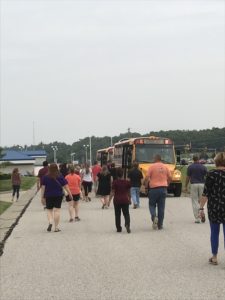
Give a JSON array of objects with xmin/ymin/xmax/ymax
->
[
  {"xmin": 132, "ymin": 161, "xmax": 139, "ymax": 169},
  {"xmin": 12, "ymin": 168, "xmax": 19, "ymax": 174},
  {"xmin": 43, "ymin": 161, "xmax": 48, "ymax": 167},
  {"xmin": 117, "ymin": 168, "xmax": 123, "ymax": 178},
  {"xmin": 193, "ymin": 155, "xmax": 199, "ymax": 162},
  {"xmin": 154, "ymin": 154, "xmax": 161, "ymax": 162}
]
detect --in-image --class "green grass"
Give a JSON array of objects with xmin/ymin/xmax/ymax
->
[
  {"xmin": 0, "ymin": 176, "xmax": 37, "ymax": 192},
  {"xmin": 0, "ymin": 201, "xmax": 12, "ymax": 215}
]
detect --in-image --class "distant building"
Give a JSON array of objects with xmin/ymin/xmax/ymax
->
[{"xmin": 0, "ymin": 150, "xmax": 47, "ymax": 175}]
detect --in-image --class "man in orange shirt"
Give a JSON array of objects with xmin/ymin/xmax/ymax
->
[{"xmin": 145, "ymin": 154, "xmax": 171, "ymax": 230}]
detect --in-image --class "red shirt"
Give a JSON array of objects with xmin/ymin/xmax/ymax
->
[
  {"xmin": 112, "ymin": 179, "xmax": 131, "ymax": 205},
  {"xmin": 38, "ymin": 166, "xmax": 49, "ymax": 186},
  {"xmin": 92, "ymin": 165, "xmax": 102, "ymax": 181}
]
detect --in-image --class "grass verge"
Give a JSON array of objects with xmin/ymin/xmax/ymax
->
[
  {"xmin": 0, "ymin": 201, "xmax": 12, "ymax": 215},
  {"xmin": 0, "ymin": 176, "xmax": 36, "ymax": 192}
]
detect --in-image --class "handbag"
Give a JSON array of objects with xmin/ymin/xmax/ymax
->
[
  {"xmin": 55, "ymin": 178, "xmax": 69, "ymax": 196},
  {"xmin": 62, "ymin": 187, "xmax": 69, "ymax": 196}
]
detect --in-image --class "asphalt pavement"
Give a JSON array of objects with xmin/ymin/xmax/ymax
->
[{"xmin": 0, "ymin": 192, "xmax": 224, "ymax": 300}]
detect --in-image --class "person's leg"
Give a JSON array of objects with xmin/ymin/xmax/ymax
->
[
  {"xmin": 148, "ymin": 189, "xmax": 157, "ymax": 221},
  {"xmin": 108, "ymin": 193, "xmax": 113, "ymax": 207},
  {"xmin": 12, "ymin": 185, "xmax": 16, "ymax": 201},
  {"xmin": 88, "ymin": 182, "xmax": 92, "ymax": 201},
  {"xmin": 68, "ymin": 200, "xmax": 75, "ymax": 222},
  {"xmin": 210, "ymin": 222, "xmax": 220, "ymax": 262},
  {"xmin": 114, "ymin": 204, "xmax": 122, "ymax": 232},
  {"xmin": 53, "ymin": 208, "xmax": 61, "ymax": 231},
  {"xmin": 16, "ymin": 185, "xmax": 20, "ymax": 200},
  {"xmin": 121, "ymin": 204, "xmax": 130, "ymax": 233},
  {"xmin": 94, "ymin": 180, "xmax": 98, "ymax": 196},
  {"xmin": 136, "ymin": 187, "xmax": 140, "ymax": 207},
  {"xmin": 131, "ymin": 187, "xmax": 137, "ymax": 208},
  {"xmin": 157, "ymin": 188, "xmax": 167, "ymax": 229},
  {"xmin": 190, "ymin": 184, "xmax": 201, "ymax": 222},
  {"xmin": 104, "ymin": 195, "xmax": 109, "ymax": 208},
  {"xmin": 74, "ymin": 200, "xmax": 80, "ymax": 220},
  {"xmin": 82, "ymin": 182, "xmax": 88, "ymax": 201},
  {"xmin": 46, "ymin": 209, "xmax": 54, "ymax": 231}
]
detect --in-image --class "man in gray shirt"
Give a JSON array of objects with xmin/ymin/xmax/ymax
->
[{"xmin": 184, "ymin": 155, "xmax": 207, "ymax": 223}]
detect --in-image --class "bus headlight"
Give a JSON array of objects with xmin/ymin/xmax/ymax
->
[{"xmin": 172, "ymin": 169, "xmax": 181, "ymax": 181}]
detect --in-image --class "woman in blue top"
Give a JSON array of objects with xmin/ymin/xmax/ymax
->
[{"xmin": 41, "ymin": 163, "xmax": 72, "ymax": 232}]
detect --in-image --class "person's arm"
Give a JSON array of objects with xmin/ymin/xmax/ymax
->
[
  {"xmin": 63, "ymin": 184, "xmax": 73, "ymax": 200},
  {"xmin": 37, "ymin": 177, "xmax": 41, "ymax": 191},
  {"xmin": 41, "ymin": 185, "xmax": 46, "ymax": 206},
  {"xmin": 199, "ymin": 195, "xmax": 208, "ymax": 218}
]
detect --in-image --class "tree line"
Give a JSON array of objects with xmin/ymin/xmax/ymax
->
[{"xmin": 2, "ymin": 127, "xmax": 225, "ymax": 163}]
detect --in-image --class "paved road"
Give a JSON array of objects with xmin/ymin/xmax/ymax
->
[{"xmin": 0, "ymin": 192, "xmax": 224, "ymax": 300}]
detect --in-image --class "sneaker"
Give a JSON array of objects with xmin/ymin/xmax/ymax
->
[
  {"xmin": 133, "ymin": 204, "xmax": 137, "ymax": 209},
  {"xmin": 158, "ymin": 225, "xmax": 163, "ymax": 230},
  {"xmin": 69, "ymin": 218, "xmax": 74, "ymax": 222},
  {"xmin": 75, "ymin": 217, "xmax": 81, "ymax": 221},
  {"xmin": 152, "ymin": 217, "xmax": 158, "ymax": 230},
  {"xmin": 195, "ymin": 219, "xmax": 201, "ymax": 224},
  {"xmin": 117, "ymin": 227, "xmax": 122, "ymax": 232}
]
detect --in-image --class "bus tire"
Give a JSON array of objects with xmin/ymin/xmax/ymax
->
[{"xmin": 174, "ymin": 183, "xmax": 182, "ymax": 197}]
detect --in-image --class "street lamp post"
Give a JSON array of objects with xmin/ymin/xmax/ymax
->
[
  {"xmin": 83, "ymin": 145, "xmax": 89, "ymax": 163},
  {"xmin": 71, "ymin": 152, "xmax": 75, "ymax": 164},
  {"xmin": 51, "ymin": 146, "xmax": 58, "ymax": 163}
]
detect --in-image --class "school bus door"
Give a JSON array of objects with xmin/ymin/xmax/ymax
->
[{"xmin": 122, "ymin": 145, "xmax": 133, "ymax": 178}]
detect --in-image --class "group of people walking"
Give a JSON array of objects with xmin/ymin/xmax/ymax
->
[{"xmin": 12, "ymin": 151, "xmax": 225, "ymax": 265}]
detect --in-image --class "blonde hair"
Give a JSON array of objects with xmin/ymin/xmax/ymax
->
[{"xmin": 214, "ymin": 152, "xmax": 225, "ymax": 167}]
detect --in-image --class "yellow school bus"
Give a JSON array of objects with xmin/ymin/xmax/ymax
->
[
  {"xmin": 96, "ymin": 147, "xmax": 114, "ymax": 166},
  {"xmin": 113, "ymin": 136, "xmax": 182, "ymax": 197}
]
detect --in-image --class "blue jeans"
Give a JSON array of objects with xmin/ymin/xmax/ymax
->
[
  {"xmin": 210, "ymin": 222, "xmax": 225, "ymax": 255},
  {"xmin": 130, "ymin": 187, "xmax": 140, "ymax": 206},
  {"xmin": 148, "ymin": 188, "xmax": 167, "ymax": 227}
]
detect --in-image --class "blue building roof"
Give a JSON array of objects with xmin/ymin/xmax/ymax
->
[
  {"xmin": 21, "ymin": 150, "xmax": 46, "ymax": 157},
  {"xmin": 0, "ymin": 150, "xmax": 47, "ymax": 161}
]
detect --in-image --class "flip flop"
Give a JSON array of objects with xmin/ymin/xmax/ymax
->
[{"xmin": 209, "ymin": 257, "xmax": 218, "ymax": 265}]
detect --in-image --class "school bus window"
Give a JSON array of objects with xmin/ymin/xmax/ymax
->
[{"xmin": 135, "ymin": 144, "xmax": 175, "ymax": 164}]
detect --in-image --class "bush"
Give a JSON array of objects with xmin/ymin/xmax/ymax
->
[{"xmin": 0, "ymin": 173, "xmax": 11, "ymax": 180}]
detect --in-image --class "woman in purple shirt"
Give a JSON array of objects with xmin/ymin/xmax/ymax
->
[{"xmin": 41, "ymin": 163, "xmax": 72, "ymax": 232}]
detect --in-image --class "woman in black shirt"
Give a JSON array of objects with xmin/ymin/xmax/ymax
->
[{"xmin": 199, "ymin": 152, "xmax": 225, "ymax": 265}]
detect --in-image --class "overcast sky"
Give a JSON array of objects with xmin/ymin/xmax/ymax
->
[{"xmin": 1, "ymin": 0, "xmax": 224, "ymax": 147}]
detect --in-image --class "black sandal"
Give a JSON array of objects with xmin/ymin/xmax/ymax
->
[{"xmin": 47, "ymin": 224, "xmax": 52, "ymax": 232}]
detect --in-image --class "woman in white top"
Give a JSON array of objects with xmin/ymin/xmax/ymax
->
[{"xmin": 81, "ymin": 163, "xmax": 93, "ymax": 202}]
